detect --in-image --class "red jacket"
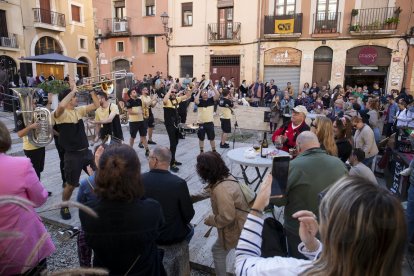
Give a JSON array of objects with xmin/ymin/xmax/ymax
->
[{"xmin": 271, "ymin": 121, "xmax": 310, "ymax": 152}]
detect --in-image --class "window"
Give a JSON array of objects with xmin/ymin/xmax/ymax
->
[
  {"xmin": 145, "ymin": 36, "xmax": 155, "ymax": 53},
  {"xmin": 117, "ymin": 41, "xmax": 124, "ymax": 52},
  {"xmin": 80, "ymin": 38, "xmax": 86, "ymax": 49},
  {"xmin": 71, "ymin": 5, "xmax": 81, "ymax": 22},
  {"xmin": 35, "ymin": 36, "xmax": 62, "ymax": 55},
  {"xmin": 182, "ymin": 3, "xmax": 193, "ymax": 26},
  {"xmin": 274, "ymin": 0, "xmax": 296, "ymax": 15},
  {"xmin": 114, "ymin": 0, "xmax": 125, "ymax": 19},
  {"xmin": 145, "ymin": 0, "xmax": 155, "ymax": 16},
  {"xmin": 0, "ymin": 10, "xmax": 8, "ymax": 38},
  {"xmin": 180, "ymin": 56, "xmax": 193, "ymax": 77}
]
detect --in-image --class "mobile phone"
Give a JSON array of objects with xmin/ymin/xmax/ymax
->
[{"xmin": 271, "ymin": 156, "xmax": 290, "ymax": 196}]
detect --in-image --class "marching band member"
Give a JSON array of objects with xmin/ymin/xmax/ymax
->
[
  {"xmin": 218, "ymin": 89, "xmax": 234, "ymax": 148},
  {"xmin": 141, "ymin": 86, "xmax": 158, "ymax": 145},
  {"xmin": 163, "ymin": 85, "xmax": 191, "ymax": 172},
  {"xmin": 126, "ymin": 87, "xmax": 149, "ymax": 156},
  {"xmin": 194, "ymin": 81, "xmax": 220, "ymax": 153}
]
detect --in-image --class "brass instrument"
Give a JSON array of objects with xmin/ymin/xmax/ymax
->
[
  {"xmin": 77, "ymin": 70, "xmax": 127, "ymax": 94},
  {"xmin": 12, "ymin": 87, "xmax": 53, "ymax": 147}
]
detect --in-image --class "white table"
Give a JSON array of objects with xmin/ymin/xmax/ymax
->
[{"xmin": 227, "ymin": 147, "xmax": 289, "ymax": 191}]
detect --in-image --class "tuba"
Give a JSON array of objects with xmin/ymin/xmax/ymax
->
[{"xmin": 12, "ymin": 88, "xmax": 53, "ymax": 147}]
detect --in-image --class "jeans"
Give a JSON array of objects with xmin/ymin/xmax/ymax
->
[
  {"xmin": 407, "ymin": 183, "xmax": 414, "ymax": 243},
  {"xmin": 362, "ymin": 155, "xmax": 376, "ymax": 170},
  {"xmin": 373, "ymin": 127, "xmax": 381, "ymax": 144},
  {"xmin": 212, "ymin": 238, "xmax": 230, "ymax": 276}
]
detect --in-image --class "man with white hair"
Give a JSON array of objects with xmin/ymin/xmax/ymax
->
[
  {"xmin": 271, "ymin": 105, "xmax": 310, "ymax": 152},
  {"xmin": 271, "ymin": 131, "xmax": 347, "ymax": 259}
]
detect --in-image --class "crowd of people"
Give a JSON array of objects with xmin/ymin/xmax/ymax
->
[{"xmin": 0, "ymin": 70, "xmax": 413, "ymax": 276}]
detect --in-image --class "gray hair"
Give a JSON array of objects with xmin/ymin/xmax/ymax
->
[
  {"xmin": 296, "ymin": 131, "xmax": 320, "ymax": 151},
  {"xmin": 152, "ymin": 146, "xmax": 172, "ymax": 164}
]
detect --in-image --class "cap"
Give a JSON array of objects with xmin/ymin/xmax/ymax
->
[{"xmin": 293, "ymin": 105, "xmax": 308, "ymax": 116}]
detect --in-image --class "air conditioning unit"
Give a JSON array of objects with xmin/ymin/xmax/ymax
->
[
  {"xmin": 1, "ymin": 36, "xmax": 16, "ymax": 48},
  {"xmin": 113, "ymin": 21, "xmax": 127, "ymax": 32}
]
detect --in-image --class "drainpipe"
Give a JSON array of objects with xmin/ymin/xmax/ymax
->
[{"xmin": 256, "ymin": 0, "xmax": 262, "ymax": 82}]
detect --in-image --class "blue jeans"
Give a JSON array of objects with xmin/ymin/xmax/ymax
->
[
  {"xmin": 407, "ymin": 184, "xmax": 414, "ymax": 243},
  {"xmin": 362, "ymin": 155, "xmax": 375, "ymax": 170}
]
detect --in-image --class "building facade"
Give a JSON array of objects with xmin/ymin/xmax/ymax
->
[
  {"xmin": 168, "ymin": 0, "xmax": 261, "ymax": 87},
  {"xmin": 260, "ymin": 0, "xmax": 413, "ymax": 94},
  {"xmin": 93, "ymin": 0, "xmax": 168, "ymax": 87},
  {"xmin": 0, "ymin": 0, "xmax": 96, "ymax": 82},
  {"xmin": 168, "ymin": 0, "xmax": 414, "ymax": 93}
]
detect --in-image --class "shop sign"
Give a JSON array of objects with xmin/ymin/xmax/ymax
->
[
  {"xmin": 358, "ymin": 47, "xmax": 378, "ymax": 65},
  {"xmin": 264, "ymin": 47, "xmax": 301, "ymax": 66},
  {"xmin": 274, "ymin": 19, "xmax": 294, "ymax": 34}
]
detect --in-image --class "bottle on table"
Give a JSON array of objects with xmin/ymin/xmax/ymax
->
[{"xmin": 260, "ymin": 132, "xmax": 269, "ymax": 158}]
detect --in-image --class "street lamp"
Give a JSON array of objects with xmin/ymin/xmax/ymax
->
[{"xmin": 160, "ymin": 12, "xmax": 172, "ymax": 75}]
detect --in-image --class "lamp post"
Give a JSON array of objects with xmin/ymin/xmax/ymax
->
[
  {"xmin": 160, "ymin": 12, "xmax": 172, "ymax": 76},
  {"xmin": 95, "ymin": 33, "xmax": 102, "ymax": 77}
]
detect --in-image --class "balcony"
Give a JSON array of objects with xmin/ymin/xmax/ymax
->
[
  {"xmin": 33, "ymin": 8, "xmax": 66, "ymax": 32},
  {"xmin": 349, "ymin": 7, "xmax": 400, "ymax": 36},
  {"xmin": 103, "ymin": 17, "xmax": 131, "ymax": 37},
  {"xmin": 0, "ymin": 33, "xmax": 18, "ymax": 50},
  {"xmin": 264, "ymin": 13, "xmax": 303, "ymax": 39},
  {"xmin": 313, "ymin": 12, "xmax": 341, "ymax": 36},
  {"xmin": 207, "ymin": 22, "xmax": 241, "ymax": 44}
]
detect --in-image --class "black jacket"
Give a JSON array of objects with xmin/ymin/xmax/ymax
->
[
  {"xmin": 142, "ymin": 169, "xmax": 195, "ymax": 245},
  {"xmin": 80, "ymin": 198, "xmax": 165, "ymax": 275},
  {"xmin": 336, "ymin": 138, "xmax": 353, "ymax": 163}
]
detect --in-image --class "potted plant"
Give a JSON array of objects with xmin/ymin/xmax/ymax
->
[
  {"xmin": 349, "ymin": 24, "xmax": 361, "ymax": 32},
  {"xmin": 351, "ymin": 9, "xmax": 359, "ymax": 17},
  {"xmin": 384, "ymin": 17, "xmax": 400, "ymax": 29},
  {"xmin": 37, "ymin": 80, "xmax": 70, "ymax": 109}
]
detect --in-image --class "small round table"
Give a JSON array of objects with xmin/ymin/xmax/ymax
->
[{"xmin": 227, "ymin": 147, "xmax": 289, "ymax": 191}]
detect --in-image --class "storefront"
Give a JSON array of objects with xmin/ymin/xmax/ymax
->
[
  {"xmin": 345, "ymin": 45, "xmax": 391, "ymax": 90},
  {"xmin": 263, "ymin": 47, "xmax": 301, "ymax": 94}
]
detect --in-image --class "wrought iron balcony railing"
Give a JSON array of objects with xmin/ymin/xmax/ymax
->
[
  {"xmin": 313, "ymin": 12, "xmax": 341, "ymax": 34},
  {"xmin": 264, "ymin": 13, "xmax": 303, "ymax": 35},
  {"xmin": 103, "ymin": 17, "xmax": 131, "ymax": 36},
  {"xmin": 0, "ymin": 33, "xmax": 17, "ymax": 48},
  {"xmin": 349, "ymin": 7, "xmax": 400, "ymax": 32},
  {"xmin": 33, "ymin": 8, "xmax": 66, "ymax": 28},
  {"xmin": 208, "ymin": 22, "xmax": 241, "ymax": 43}
]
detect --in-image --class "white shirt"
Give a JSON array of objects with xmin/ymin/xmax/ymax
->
[
  {"xmin": 349, "ymin": 162, "xmax": 378, "ymax": 185},
  {"xmin": 396, "ymin": 108, "xmax": 414, "ymax": 128}
]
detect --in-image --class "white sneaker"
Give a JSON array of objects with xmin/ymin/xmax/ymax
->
[{"xmin": 400, "ymin": 167, "xmax": 412, "ymax": 176}]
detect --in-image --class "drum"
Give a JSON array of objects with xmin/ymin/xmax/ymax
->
[{"xmin": 178, "ymin": 123, "xmax": 199, "ymax": 136}]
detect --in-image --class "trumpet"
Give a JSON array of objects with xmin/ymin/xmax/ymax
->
[{"xmin": 77, "ymin": 70, "xmax": 127, "ymax": 94}]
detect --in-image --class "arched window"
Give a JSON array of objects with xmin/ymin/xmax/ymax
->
[
  {"xmin": 314, "ymin": 46, "xmax": 333, "ymax": 62},
  {"xmin": 35, "ymin": 37, "xmax": 62, "ymax": 55},
  {"xmin": 114, "ymin": 59, "xmax": 130, "ymax": 72},
  {"xmin": 77, "ymin": 57, "xmax": 89, "ymax": 77}
]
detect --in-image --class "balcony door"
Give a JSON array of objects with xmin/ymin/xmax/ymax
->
[
  {"xmin": 39, "ymin": 0, "xmax": 51, "ymax": 24},
  {"xmin": 218, "ymin": 7, "xmax": 233, "ymax": 40},
  {"xmin": 0, "ymin": 10, "xmax": 8, "ymax": 38},
  {"xmin": 316, "ymin": 0, "xmax": 338, "ymax": 31},
  {"xmin": 274, "ymin": 0, "xmax": 296, "ymax": 15}
]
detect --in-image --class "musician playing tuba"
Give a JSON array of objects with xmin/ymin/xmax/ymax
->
[{"xmin": 16, "ymin": 96, "xmax": 49, "ymax": 193}]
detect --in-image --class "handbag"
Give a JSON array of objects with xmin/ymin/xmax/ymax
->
[{"xmin": 227, "ymin": 176, "xmax": 256, "ymax": 205}]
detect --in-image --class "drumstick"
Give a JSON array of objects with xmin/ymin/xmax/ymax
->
[{"xmin": 204, "ymin": 226, "xmax": 213, "ymax": 238}]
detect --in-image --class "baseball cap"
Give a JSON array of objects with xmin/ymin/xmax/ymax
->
[{"xmin": 293, "ymin": 105, "xmax": 308, "ymax": 116}]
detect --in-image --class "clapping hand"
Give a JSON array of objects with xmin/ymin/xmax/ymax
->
[{"xmin": 292, "ymin": 210, "xmax": 319, "ymax": 251}]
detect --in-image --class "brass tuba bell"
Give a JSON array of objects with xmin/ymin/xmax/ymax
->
[{"xmin": 12, "ymin": 88, "xmax": 53, "ymax": 147}]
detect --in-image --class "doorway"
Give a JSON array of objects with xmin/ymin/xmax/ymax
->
[
  {"xmin": 312, "ymin": 46, "xmax": 333, "ymax": 87},
  {"xmin": 39, "ymin": 0, "xmax": 51, "ymax": 24},
  {"xmin": 210, "ymin": 55, "xmax": 240, "ymax": 87},
  {"xmin": 77, "ymin": 57, "xmax": 90, "ymax": 78}
]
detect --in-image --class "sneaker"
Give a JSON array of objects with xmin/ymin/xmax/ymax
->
[
  {"xmin": 220, "ymin": 143, "xmax": 230, "ymax": 148},
  {"xmin": 400, "ymin": 167, "xmax": 412, "ymax": 176},
  {"xmin": 138, "ymin": 142, "xmax": 144, "ymax": 148},
  {"xmin": 174, "ymin": 161, "xmax": 182, "ymax": 166},
  {"xmin": 170, "ymin": 164, "xmax": 179, "ymax": 173},
  {"xmin": 60, "ymin": 207, "xmax": 71, "ymax": 220},
  {"xmin": 148, "ymin": 140, "xmax": 157, "ymax": 145},
  {"xmin": 145, "ymin": 149, "xmax": 150, "ymax": 157}
]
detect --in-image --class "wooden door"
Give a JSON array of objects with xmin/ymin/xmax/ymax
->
[
  {"xmin": 36, "ymin": 64, "xmax": 64, "ymax": 80},
  {"xmin": 312, "ymin": 62, "xmax": 331, "ymax": 87},
  {"xmin": 39, "ymin": 0, "xmax": 51, "ymax": 24}
]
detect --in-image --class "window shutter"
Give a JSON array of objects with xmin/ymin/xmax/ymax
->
[
  {"xmin": 71, "ymin": 5, "xmax": 80, "ymax": 22},
  {"xmin": 146, "ymin": 0, "xmax": 155, "ymax": 6},
  {"xmin": 182, "ymin": 2, "xmax": 192, "ymax": 11},
  {"xmin": 114, "ymin": 1, "xmax": 125, "ymax": 8},
  {"xmin": 217, "ymin": 0, "xmax": 233, "ymax": 8}
]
